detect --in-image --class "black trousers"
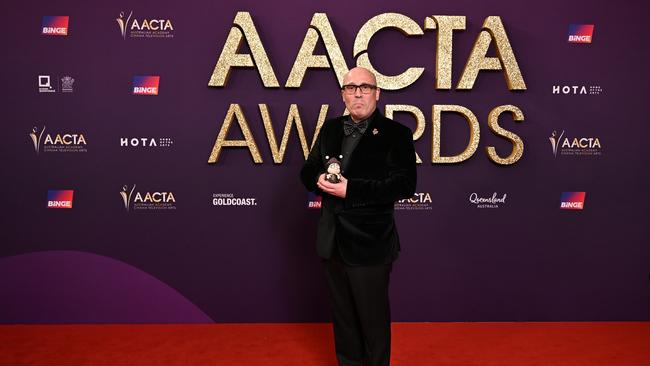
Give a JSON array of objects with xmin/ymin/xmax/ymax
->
[{"xmin": 323, "ymin": 252, "xmax": 393, "ymax": 366}]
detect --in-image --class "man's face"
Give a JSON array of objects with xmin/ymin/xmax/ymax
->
[{"xmin": 341, "ymin": 68, "xmax": 380, "ymax": 122}]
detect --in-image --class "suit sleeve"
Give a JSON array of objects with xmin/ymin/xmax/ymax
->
[
  {"xmin": 300, "ymin": 130, "xmax": 324, "ymax": 192},
  {"xmin": 345, "ymin": 125, "xmax": 417, "ymax": 206}
]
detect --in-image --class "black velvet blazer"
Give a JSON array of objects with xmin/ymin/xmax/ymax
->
[{"xmin": 300, "ymin": 110, "xmax": 417, "ymax": 265}]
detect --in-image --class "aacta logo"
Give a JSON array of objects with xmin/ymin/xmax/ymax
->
[
  {"xmin": 560, "ymin": 192, "xmax": 586, "ymax": 210},
  {"xmin": 121, "ymin": 184, "xmax": 176, "ymax": 211},
  {"xmin": 132, "ymin": 76, "xmax": 160, "ymax": 95},
  {"xmin": 567, "ymin": 24, "xmax": 594, "ymax": 44},
  {"xmin": 549, "ymin": 130, "xmax": 602, "ymax": 157},
  {"xmin": 42, "ymin": 16, "xmax": 69, "ymax": 36},
  {"xmin": 116, "ymin": 11, "xmax": 174, "ymax": 39},
  {"xmin": 29, "ymin": 126, "xmax": 87, "ymax": 154},
  {"xmin": 47, "ymin": 190, "xmax": 74, "ymax": 208}
]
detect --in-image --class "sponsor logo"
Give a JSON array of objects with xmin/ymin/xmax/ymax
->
[
  {"xmin": 38, "ymin": 75, "xmax": 75, "ymax": 93},
  {"xmin": 132, "ymin": 76, "xmax": 160, "ymax": 95},
  {"xmin": 47, "ymin": 190, "xmax": 74, "ymax": 208},
  {"xmin": 61, "ymin": 76, "xmax": 75, "ymax": 92},
  {"xmin": 38, "ymin": 75, "xmax": 55, "ymax": 93},
  {"xmin": 116, "ymin": 11, "xmax": 174, "ymax": 39},
  {"xmin": 469, "ymin": 192, "xmax": 507, "ymax": 209},
  {"xmin": 42, "ymin": 16, "xmax": 69, "ymax": 36},
  {"xmin": 395, "ymin": 192, "xmax": 433, "ymax": 210},
  {"xmin": 560, "ymin": 192, "xmax": 586, "ymax": 210},
  {"xmin": 212, "ymin": 193, "xmax": 258, "ymax": 206},
  {"xmin": 552, "ymin": 85, "xmax": 602, "ymax": 95},
  {"xmin": 307, "ymin": 192, "xmax": 322, "ymax": 209},
  {"xmin": 567, "ymin": 24, "xmax": 594, "ymax": 43},
  {"xmin": 120, "ymin": 184, "xmax": 177, "ymax": 211},
  {"xmin": 29, "ymin": 126, "xmax": 87, "ymax": 154},
  {"xmin": 549, "ymin": 130, "xmax": 602, "ymax": 157},
  {"xmin": 119, "ymin": 137, "xmax": 173, "ymax": 148}
]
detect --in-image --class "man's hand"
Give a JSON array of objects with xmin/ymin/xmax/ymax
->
[{"xmin": 317, "ymin": 173, "xmax": 347, "ymax": 198}]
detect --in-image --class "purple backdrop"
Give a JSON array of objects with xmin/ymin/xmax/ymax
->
[{"xmin": 1, "ymin": 0, "xmax": 648, "ymax": 323}]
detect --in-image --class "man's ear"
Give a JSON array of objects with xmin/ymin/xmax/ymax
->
[{"xmin": 375, "ymin": 88, "xmax": 381, "ymax": 101}]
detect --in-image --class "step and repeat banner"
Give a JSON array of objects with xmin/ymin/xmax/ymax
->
[{"xmin": 1, "ymin": 0, "xmax": 648, "ymax": 323}]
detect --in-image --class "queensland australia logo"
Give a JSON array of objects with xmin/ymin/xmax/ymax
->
[
  {"xmin": 120, "ymin": 137, "xmax": 173, "ymax": 148},
  {"xmin": 469, "ymin": 192, "xmax": 507, "ymax": 209},
  {"xmin": 567, "ymin": 24, "xmax": 594, "ymax": 43},
  {"xmin": 395, "ymin": 192, "xmax": 433, "ymax": 211},
  {"xmin": 212, "ymin": 193, "xmax": 258, "ymax": 207},
  {"xmin": 560, "ymin": 192, "xmax": 586, "ymax": 210},
  {"xmin": 38, "ymin": 75, "xmax": 75, "ymax": 93},
  {"xmin": 47, "ymin": 190, "xmax": 74, "ymax": 209},
  {"xmin": 120, "ymin": 184, "xmax": 176, "ymax": 211},
  {"xmin": 307, "ymin": 192, "xmax": 322, "ymax": 209},
  {"xmin": 549, "ymin": 130, "xmax": 602, "ymax": 157},
  {"xmin": 116, "ymin": 11, "xmax": 174, "ymax": 39},
  {"xmin": 552, "ymin": 84, "xmax": 602, "ymax": 95},
  {"xmin": 42, "ymin": 16, "xmax": 69, "ymax": 36},
  {"xmin": 133, "ymin": 76, "xmax": 160, "ymax": 95},
  {"xmin": 29, "ymin": 126, "xmax": 87, "ymax": 154}
]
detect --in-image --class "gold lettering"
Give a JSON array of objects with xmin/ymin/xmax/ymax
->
[
  {"xmin": 353, "ymin": 13, "xmax": 424, "ymax": 90},
  {"xmin": 259, "ymin": 104, "xmax": 310, "ymax": 163},
  {"xmin": 486, "ymin": 105, "xmax": 524, "ymax": 165},
  {"xmin": 208, "ymin": 104, "xmax": 262, "ymax": 163},
  {"xmin": 423, "ymin": 16, "xmax": 466, "ymax": 89},
  {"xmin": 286, "ymin": 13, "xmax": 349, "ymax": 88},
  {"xmin": 208, "ymin": 12, "xmax": 279, "ymax": 88},
  {"xmin": 458, "ymin": 16, "xmax": 526, "ymax": 90},
  {"xmin": 432, "ymin": 105, "xmax": 480, "ymax": 163}
]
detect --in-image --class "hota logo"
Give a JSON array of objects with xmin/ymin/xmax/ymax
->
[
  {"xmin": 549, "ymin": 130, "xmax": 602, "ymax": 157},
  {"xmin": 552, "ymin": 85, "xmax": 602, "ymax": 95},
  {"xmin": 133, "ymin": 76, "xmax": 160, "ymax": 95},
  {"xmin": 120, "ymin": 184, "xmax": 176, "ymax": 211},
  {"xmin": 116, "ymin": 11, "xmax": 174, "ymax": 39},
  {"xmin": 120, "ymin": 137, "xmax": 173, "ymax": 148},
  {"xmin": 29, "ymin": 126, "xmax": 87, "ymax": 154},
  {"xmin": 42, "ymin": 16, "xmax": 69, "ymax": 36}
]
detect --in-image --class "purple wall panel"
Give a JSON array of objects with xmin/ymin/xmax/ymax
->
[{"xmin": 1, "ymin": 0, "xmax": 648, "ymax": 322}]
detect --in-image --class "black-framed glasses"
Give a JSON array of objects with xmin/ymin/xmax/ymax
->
[{"xmin": 341, "ymin": 84, "xmax": 377, "ymax": 94}]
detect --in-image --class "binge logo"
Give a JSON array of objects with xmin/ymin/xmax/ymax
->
[
  {"xmin": 568, "ymin": 24, "xmax": 594, "ymax": 43},
  {"xmin": 560, "ymin": 192, "xmax": 586, "ymax": 210},
  {"xmin": 47, "ymin": 190, "xmax": 74, "ymax": 208},
  {"xmin": 307, "ymin": 192, "xmax": 322, "ymax": 209},
  {"xmin": 42, "ymin": 16, "xmax": 69, "ymax": 36},
  {"xmin": 132, "ymin": 76, "xmax": 160, "ymax": 95}
]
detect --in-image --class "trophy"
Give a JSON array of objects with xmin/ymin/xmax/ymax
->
[{"xmin": 325, "ymin": 157, "xmax": 342, "ymax": 183}]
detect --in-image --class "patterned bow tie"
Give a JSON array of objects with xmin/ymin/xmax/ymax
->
[{"xmin": 343, "ymin": 118, "xmax": 369, "ymax": 136}]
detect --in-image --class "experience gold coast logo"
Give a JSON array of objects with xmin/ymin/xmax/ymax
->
[{"xmin": 206, "ymin": 12, "xmax": 527, "ymax": 166}]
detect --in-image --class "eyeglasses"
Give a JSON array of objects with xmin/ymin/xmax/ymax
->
[{"xmin": 341, "ymin": 84, "xmax": 377, "ymax": 94}]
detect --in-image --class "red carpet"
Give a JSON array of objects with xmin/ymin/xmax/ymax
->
[{"xmin": 1, "ymin": 322, "xmax": 648, "ymax": 365}]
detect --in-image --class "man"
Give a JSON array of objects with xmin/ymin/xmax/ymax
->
[{"xmin": 300, "ymin": 67, "xmax": 417, "ymax": 366}]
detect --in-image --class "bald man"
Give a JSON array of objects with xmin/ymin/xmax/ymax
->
[{"xmin": 300, "ymin": 67, "xmax": 417, "ymax": 366}]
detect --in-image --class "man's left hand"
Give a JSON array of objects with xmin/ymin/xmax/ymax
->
[{"xmin": 317, "ymin": 173, "xmax": 347, "ymax": 198}]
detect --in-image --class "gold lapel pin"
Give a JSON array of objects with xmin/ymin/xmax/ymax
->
[{"xmin": 372, "ymin": 128, "xmax": 379, "ymax": 135}]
